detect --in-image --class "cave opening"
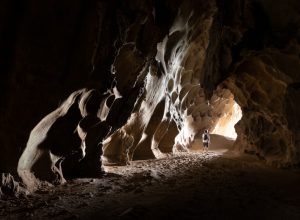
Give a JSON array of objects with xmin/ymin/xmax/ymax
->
[
  {"xmin": 210, "ymin": 89, "xmax": 242, "ymax": 140},
  {"xmin": 188, "ymin": 87, "xmax": 243, "ymax": 153}
]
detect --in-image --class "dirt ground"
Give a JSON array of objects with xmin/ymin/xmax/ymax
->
[{"xmin": 1, "ymin": 147, "xmax": 300, "ymax": 220}]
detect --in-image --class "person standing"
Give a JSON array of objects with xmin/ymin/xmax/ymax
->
[{"xmin": 202, "ymin": 129, "xmax": 210, "ymax": 152}]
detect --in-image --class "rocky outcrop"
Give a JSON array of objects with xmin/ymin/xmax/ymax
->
[
  {"xmin": 222, "ymin": 0, "xmax": 300, "ymax": 166},
  {"xmin": 0, "ymin": 173, "xmax": 27, "ymax": 198},
  {"xmin": 226, "ymin": 48, "xmax": 300, "ymax": 166},
  {"xmin": 17, "ymin": 89, "xmax": 112, "ymax": 190}
]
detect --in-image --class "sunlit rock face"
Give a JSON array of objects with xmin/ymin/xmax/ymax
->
[
  {"xmin": 211, "ymin": 89, "xmax": 242, "ymax": 139},
  {"xmin": 103, "ymin": 0, "xmax": 220, "ymax": 162},
  {"xmin": 104, "ymin": 0, "xmax": 300, "ymax": 166}
]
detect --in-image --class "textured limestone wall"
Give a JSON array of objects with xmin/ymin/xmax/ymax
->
[
  {"xmin": 102, "ymin": 0, "xmax": 221, "ymax": 163},
  {"xmin": 223, "ymin": 0, "xmax": 300, "ymax": 166},
  {"xmin": 226, "ymin": 48, "xmax": 300, "ymax": 166},
  {"xmin": 0, "ymin": 0, "xmax": 110, "ymax": 173},
  {"xmin": 0, "ymin": 0, "xmax": 177, "ymax": 174},
  {"xmin": 103, "ymin": 0, "xmax": 300, "ymax": 167},
  {"xmin": 210, "ymin": 88, "xmax": 242, "ymax": 139}
]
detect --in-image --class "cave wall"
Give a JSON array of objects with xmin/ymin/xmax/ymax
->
[
  {"xmin": 225, "ymin": 0, "xmax": 300, "ymax": 166},
  {"xmin": 227, "ymin": 49, "xmax": 300, "ymax": 166},
  {"xmin": 102, "ymin": 0, "xmax": 250, "ymax": 161},
  {"xmin": 0, "ymin": 0, "xmax": 178, "ymax": 173},
  {"xmin": 1, "ymin": 0, "xmax": 300, "ymax": 177},
  {"xmin": 102, "ymin": 0, "xmax": 220, "ymax": 163},
  {"xmin": 103, "ymin": 0, "xmax": 300, "ymax": 166},
  {"xmin": 0, "ymin": 0, "xmax": 105, "ymax": 173}
]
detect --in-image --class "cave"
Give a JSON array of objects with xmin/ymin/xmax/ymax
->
[{"xmin": 1, "ymin": 0, "xmax": 300, "ymax": 219}]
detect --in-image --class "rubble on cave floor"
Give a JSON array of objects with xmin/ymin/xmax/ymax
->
[{"xmin": 1, "ymin": 150, "xmax": 300, "ymax": 219}]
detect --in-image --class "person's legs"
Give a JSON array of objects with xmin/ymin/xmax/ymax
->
[{"xmin": 204, "ymin": 142, "xmax": 209, "ymax": 152}]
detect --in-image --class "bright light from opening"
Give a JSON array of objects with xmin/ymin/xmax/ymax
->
[{"xmin": 211, "ymin": 101, "xmax": 242, "ymax": 139}]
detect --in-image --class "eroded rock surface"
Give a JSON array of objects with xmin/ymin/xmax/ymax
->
[
  {"xmin": 0, "ymin": 0, "xmax": 299, "ymax": 189},
  {"xmin": 0, "ymin": 173, "xmax": 27, "ymax": 199},
  {"xmin": 106, "ymin": 0, "xmax": 300, "ymax": 167},
  {"xmin": 227, "ymin": 49, "xmax": 300, "ymax": 166},
  {"xmin": 17, "ymin": 89, "xmax": 111, "ymax": 190}
]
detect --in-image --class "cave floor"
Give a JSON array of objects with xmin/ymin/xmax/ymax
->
[{"xmin": 1, "ymin": 150, "xmax": 300, "ymax": 220}]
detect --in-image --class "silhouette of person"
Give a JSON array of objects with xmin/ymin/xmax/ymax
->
[{"xmin": 202, "ymin": 129, "xmax": 210, "ymax": 151}]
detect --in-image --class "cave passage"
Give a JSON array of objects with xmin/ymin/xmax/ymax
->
[
  {"xmin": 211, "ymin": 94, "xmax": 242, "ymax": 139},
  {"xmin": 1, "ymin": 0, "xmax": 300, "ymax": 219}
]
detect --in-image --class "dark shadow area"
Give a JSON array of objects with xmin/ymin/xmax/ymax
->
[{"xmin": 2, "ymin": 151, "xmax": 300, "ymax": 219}]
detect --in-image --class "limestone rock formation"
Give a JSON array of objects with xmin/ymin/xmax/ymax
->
[
  {"xmin": 226, "ymin": 48, "xmax": 300, "ymax": 166},
  {"xmin": 0, "ymin": 173, "xmax": 27, "ymax": 198},
  {"xmin": 0, "ymin": 0, "xmax": 299, "ymax": 189},
  {"xmin": 103, "ymin": 0, "xmax": 300, "ymax": 167},
  {"xmin": 17, "ymin": 89, "xmax": 110, "ymax": 189}
]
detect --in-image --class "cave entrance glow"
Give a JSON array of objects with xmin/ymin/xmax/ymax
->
[{"xmin": 211, "ymin": 98, "xmax": 242, "ymax": 139}]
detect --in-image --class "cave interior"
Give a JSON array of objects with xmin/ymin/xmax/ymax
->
[{"xmin": 0, "ymin": 0, "xmax": 300, "ymax": 219}]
